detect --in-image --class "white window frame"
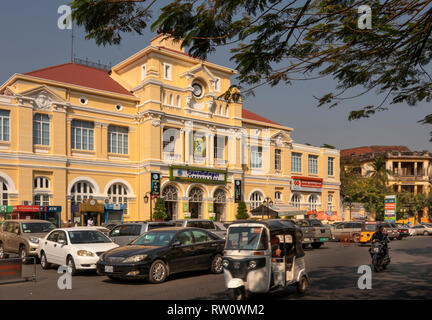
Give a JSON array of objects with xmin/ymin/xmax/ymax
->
[
  {"xmin": 0, "ymin": 179, "xmax": 9, "ymax": 206},
  {"xmin": 71, "ymin": 182, "xmax": 94, "ymax": 205},
  {"xmin": 71, "ymin": 120, "xmax": 94, "ymax": 151},
  {"xmin": 328, "ymin": 157, "xmax": 334, "ymax": 176},
  {"xmin": 108, "ymin": 184, "xmax": 128, "ymax": 206},
  {"xmin": 275, "ymin": 191, "xmax": 282, "ymax": 201},
  {"xmin": 291, "ymin": 194, "xmax": 301, "ymax": 208},
  {"xmin": 251, "ymin": 146, "xmax": 263, "ymax": 169},
  {"xmin": 214, "ymin": 135, "xmax": 226, "ymax": 160},
  {"xmin": 33, "ymin": 194, "xmax": 50, "ymax": 206},
  {"xmin": 328, "ymin": 194, "xmax": 334, "ymax": 213},
  {"xmin": 308, "ymin": 194, "xmax": 318, "ymax": 211},
  {"xmin": 214, "ymin": 77, "xmax": 221, "ymax": 92},
  {"xmin": 275, "ymin": 149, "xmax": 282, "ymax": 171},
  {"xmin": 108, "ymin": 125, "xmax": 129, "ymax": 155},
  {"xmin": 250, "ymin": 192, "xmax": 263, "ymax": 210},
  {"xmin": 291, "ymin": 152, "xmax": 302, "ymax": 173},
  {"xmin": 33, "ymin": 113, "xmax": 50, "ymax": 146},
  {"xmin": 0, "ymin": 109, "xmax": 10, "ymax": 142},
  {"xmin": 308, "ymin": 155, "xmax": 318, "ymax": 175},
  {"xmin": 163, "ymin": 63, "xmax": 172, "ymax": 80}
]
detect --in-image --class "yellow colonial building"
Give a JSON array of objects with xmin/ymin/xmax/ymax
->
[{"xmin": 0, "ymin": 34, "xmax": 340, "ymax": 226}]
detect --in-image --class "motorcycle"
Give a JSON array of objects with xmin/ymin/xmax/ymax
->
[{"xmin": 370, "ymin": 240, "xmax": 390, "ymax": 272}]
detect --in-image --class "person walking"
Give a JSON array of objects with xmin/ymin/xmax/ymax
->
[{"xmin": 87, "ymin": 217, "xmax": 95, "ymax": 226}]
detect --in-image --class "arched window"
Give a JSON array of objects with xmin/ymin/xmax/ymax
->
[
  {"xmin": 225, "ymin": 105, "xmax": 229, "ymax": 116},
  {"xmin": 162, "ymin": 185, "xmax": 178, "ymax": 201},
  {"xmin": 250, "ymin": 191, "xmax": 263, "ymax": 210},
  {"xmin": 189, "ymin": 187, "xmax": 204, "ymax": 202},
  {"xmin": 108, "ymin": 184, "xmax": 128, "ymax": 205},
  {"xmin": 170, "ymin": 94, "xmax": 173, "ymax": 106},
  {"xmin": 291, "ymin": 194, "xmax": 301, "ymax": 208},
  {"xmin": 214, "ymin": 189, "xmax": 227, "ymax": 203},
  {"xmin": 308, "ymin": 194, "xmax": 318, "ymax": 211},
  {"xmin": 33, "ymin": 177, "xmax": 50, "ymax": 206},
  {"xmin": 275, "ymin": 191, "xmax": 282, "ymax": 201},
  {"xmin": 163, "ymin": 92, "xmax": 167, "ymax": 105},
  {"xmin": 0, "ymin": 179, "xmax": 8, "ymax": 206},
  {"xmin": 176, "ymin": 95, "xmax": 180, "ymax": 107},
  {"xmin": 219, "ymin": 105, "xmax": 222, "ymax": 115},
  {"xmin": 71, "ymin": 181, "xmax": 94, "ymax": 205},
  {"xmin": 328, "ymin": 194, "xmax": 334, "ymax": 213}
]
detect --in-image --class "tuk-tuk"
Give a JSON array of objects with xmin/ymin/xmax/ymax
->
[{"xmin": 222, "ymin": 219, "xmax": 309, "ymax": 299}]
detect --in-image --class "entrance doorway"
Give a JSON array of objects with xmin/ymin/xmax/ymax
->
[
  {"xmin": 189, "ymin": 187, "xmax": 204, "ymax": 219},
  {"xmin": 162, "ymin": 185, "xmax": 178, "ymax": 220}
]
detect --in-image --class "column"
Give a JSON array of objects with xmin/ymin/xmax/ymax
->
[
  {"xmin": 179, "ymin": 129, "xmax": 185, "ymax": 163},
  {"xmin": 398, "ymin": 161, "xmax": 401, "ymax": 175},
  {"xmin": 94, "ymin": 122, "xmax": 103, "ymax": 158},
  {"xmin": 185, "ymin": 129, "xmax": 191, "ymax": 164},
  {"xmin": 209, "ymin": 133, "xmax": 214, "ymax": 166},
  {"xmin": 414, "ymin": 162, "xmax": 418, "ymax": 176},
  {"xmin": 66, "ymin": 118, "xmax": 72, "ymax": 157}
]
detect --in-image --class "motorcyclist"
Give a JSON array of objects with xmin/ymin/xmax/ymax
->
[{"xmin": 369, "ymin": 224, "xmax": 389, "ymax": 258}]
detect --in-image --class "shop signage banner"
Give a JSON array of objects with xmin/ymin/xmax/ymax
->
[
  {"xmin": 12, "ymin": 206, "xmax": 41, "ymax": 212},
  {"xmin": 384, "ymin": 195, "xmax": 396, "ymax": 222},
  {"xmin": 170, "ymin": 166, "xmax": 227, "ymax": 185},
  {"xmin": 194, "ymin": 136, "xmax": 205, "ymax": 156},
  {"xmin": 291, "ymin": 177, "xmax": 322, "ymax": 192},
  {"xmin": 234, "ymin": 180, "xmax": 242, "ymax": 203},
  {"xmin": 104, "ymin": 204, "xmax": 127, "ymax": 211},
  {"xmin": 40, "ymin": 206, "xmax": 62, "ymax": 213},
  {"xmin": 151, "ymin": 173, "xmax": 161, "ymax": 196},
  {"xmin": 0, "ymin": 206, "xmax": 13, "ymax": 213}
]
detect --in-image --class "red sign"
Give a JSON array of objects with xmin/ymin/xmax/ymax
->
[
  {"xmin": 12, "ymin": 206, "xmax": 41, "ymax": 212},
  {"xmin": 292, "ymin": 176, "xmax": 323, "ymax": 191}
]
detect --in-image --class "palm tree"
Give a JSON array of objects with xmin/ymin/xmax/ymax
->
[{"xmin": 366, "ymin": 158, "xmax": 393, "ymax": 186}]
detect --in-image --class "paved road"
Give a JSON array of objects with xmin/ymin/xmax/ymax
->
[{"xmin": 0, "ymin": 236, "xmax": 431, "ymax": 300}]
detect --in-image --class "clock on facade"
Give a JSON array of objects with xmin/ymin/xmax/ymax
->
[{"xmin": 192, "ymin": 83, "xmax": 203, "ymax": 98}]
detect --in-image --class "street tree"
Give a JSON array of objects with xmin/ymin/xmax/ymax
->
[{"xmin": 71, "ymin": 0, "xmax": 432, "ymax": 137}]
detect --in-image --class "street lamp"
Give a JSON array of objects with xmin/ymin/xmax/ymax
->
[{"xmin": 144, "ymin": 192, "xmax": 153, "ymax": 222}]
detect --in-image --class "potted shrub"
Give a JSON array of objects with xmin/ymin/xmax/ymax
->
[
  {"xmin": 236, "ymin": 201, "xmax": 249, "ymax": 220},
  {"xmin": 153, "ymin": 198, "xmax": 168, "ymax": 221}
]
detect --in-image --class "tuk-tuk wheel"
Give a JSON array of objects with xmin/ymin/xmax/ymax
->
[
  {"xmin": 296, "ymin": 276, "xmax": 308, "ymax": 294},
  {"xmin": 228, "ymin": 287, "xmax": 246, "ymax": 300}
]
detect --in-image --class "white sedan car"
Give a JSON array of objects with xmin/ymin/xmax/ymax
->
[
  {"xmin": 38, "ymin": 227, "xmax": 118, "ymax": 275},
  {"xmin": 411, "ymin": 224, "xmax": 432, "ymax": 236}
]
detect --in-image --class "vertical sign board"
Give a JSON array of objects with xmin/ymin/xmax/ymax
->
[
  {"xmin": 151, "ymin": 173, "xmax": 161, "ymax": 196},
  {"xmin": 234, "ymin": 180, "xmax": 242, "ymax": 203},
  {"xmin": 384, "ymin": 195, "xmax": 397, "ymax": 222}
]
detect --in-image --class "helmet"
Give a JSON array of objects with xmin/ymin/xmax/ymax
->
[{"xmin": 378, "ymin": 225, "xmax": 384, "ymax": 232}]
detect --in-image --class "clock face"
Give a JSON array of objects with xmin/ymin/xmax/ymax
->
[
  {"xmin": 90, "ymin": 199, "xmax": 96, "ymax": 205},
  {"xmin": 192, "ymin": 83, "xmax": 203, "ymax": 98}
]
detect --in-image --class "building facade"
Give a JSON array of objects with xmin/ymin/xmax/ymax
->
[
  {"xmin": 341, "ymin": 146, "xmax": 432, "ymax": 222},
  {"xmin": 0, "ymin": 34, "xmax": 340, "ymax": 225}
]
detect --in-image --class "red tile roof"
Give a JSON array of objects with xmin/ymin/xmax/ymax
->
[
  {"xmin": 24, "ymin": 63, "xmax": 133, "ymax": 96},
  {"xmin": 341, "ymin": 145, "xmax": 411, "ymax": 157},
  {"xmin": 242, "ymin": 109, "xmax": 281, "ymax": 126}
]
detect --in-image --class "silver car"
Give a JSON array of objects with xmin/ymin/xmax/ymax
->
[
  {"xmin": 411, "ymin": 224, "xmax": 432, "ymax": 236},
  {"xmin": 331, "ymin": 222, "xmax": 362, "ymax": 242},
  {"xmin": 173, "ymin": 219, "xmax": 226, "ymax": 239},
  {"xmin": 109, "ymin": 222, "xmax": 175, "ymax": 246}
]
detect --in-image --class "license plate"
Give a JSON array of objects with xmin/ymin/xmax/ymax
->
[
  {"xmin": 320, "ymin": 238, "xmax": 327, "ymax": 242},
  {"xmin": 303, "ymin": 238, "xmax": 310, "ymax": 242},
  {"xmin": 373, "ymin": 248, "xmax": 380, "ymax": 253},
  {"xmin": 105, "ymin": 265, "xmax": 113, "ymax": 273}
]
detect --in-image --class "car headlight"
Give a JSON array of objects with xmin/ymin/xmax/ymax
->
[
  {"xmin": 77, "ymin": 250, "xmax": 94, "ymax": 257},
  {"xmin": 122, "ymin": 254, "xmax": 148, "ymax": 263},
  {"xmin": 222, "ymin": 260, "xmax": 229, "ymax": 268},
  {"xmin": 248, "ymin": 260, "xmax": 257, "ymax": 270},
  {"xmin": 29, "ymin": 237, "xmax": 40, "ymax": 244}
]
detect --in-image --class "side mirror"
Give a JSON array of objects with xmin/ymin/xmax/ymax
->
[
  {"xmin": 171, "ymin": 241, "xmax": 181, "ymax": 247},
  {"xmin": 58, "ymin": 239, "xmax": 66, "ymax": 245}
]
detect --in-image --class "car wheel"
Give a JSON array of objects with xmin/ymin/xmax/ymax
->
[
  {"xmin": 210, "ymin": 254, "xmax": 223, "ymax": 274},
  {"xmin": 148, "ymin": 260, "xmax": 168, "ymax": 284},
  {"xmin": 40, "ymin": 252, "xmax": 51, "ymax": 270},
  {"xmin": 296, "ymin": 275, "xmax": 309, "ymax": 294},
  {"xmin": 0, "ymin": 243, "xmax": 5, "ymax": 259},
  {"xmin": 311, "ymin": 243, "xmax": 322, "ymax": 249},
  {"xmin": 67, "ymin": 256, "xmax": 78, "ymax": 276},
  {"xmin": 19, "ymin": 246, "xmax": 28, "ymax": 264},
  {"xmin": 228, "ymin": 287, "xmax": 246, "ymax": 300},
  {"xmin": 108, "ymin": 275, "xmax": 119, "ymax": 281}
]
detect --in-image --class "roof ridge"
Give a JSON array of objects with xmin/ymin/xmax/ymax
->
[
  {"xmin": 242, "ymin": 108, "xmax": 281, "ymax": 126},
  {"xmin": 24, "ymin": 62, "xmax": 74, "ymax": 76}
]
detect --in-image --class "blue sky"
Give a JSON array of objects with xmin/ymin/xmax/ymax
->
[{"xmin": 1, "ymin": 0, "xmax": 431, "ymax": 151}]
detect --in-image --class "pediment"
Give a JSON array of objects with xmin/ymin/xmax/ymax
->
[
  {"xmin": 271, "ymin": 131, "xmax": 292, "ymax": 145},
  {"xmin": 181, "ymin": 64, "xmax": 216, "ymax": 81},
  {"xmin": 19, "ymin": 86, "xmax": 66, "ymax": 110}
]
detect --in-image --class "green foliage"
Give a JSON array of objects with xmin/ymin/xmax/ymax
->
[
  {"xmin": 236, "ymin": 201, "xmax": 249, "ymax": 220},
  {"xmin": 70, "ymin": 0, "xmax": 432, "ymax": 138},
  {"xmin": 153, "ymin": 197, "xmax": 168, "ymax": 220},
  {"xmin": 396, "ymin": 191, "xmax": 429, "ymax": 222},
  {"xmin": 321, "ymin": 144, "xmax": 336, "ymax": 149}
]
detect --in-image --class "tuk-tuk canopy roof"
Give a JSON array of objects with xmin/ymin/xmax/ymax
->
[{"xmin": 229, "ymin": 219, "xmax": 298, "ymax": 234}]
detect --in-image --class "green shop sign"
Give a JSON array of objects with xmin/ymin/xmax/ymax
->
[
  {"xmin": 0, "ymin": 206, "xmax": 13, "ymax": 213},
  {"xmin": 169, "ymin": 165, "xmax": 227, "ymax": 185}
]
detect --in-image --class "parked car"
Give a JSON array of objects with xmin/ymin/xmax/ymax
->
[
  {"xmin": 331, "ymin": 222, "xmax": 362, "ymax": 242},
  {"xmin": 293, "ymin": 220, "xmax": 314, "ymax": 246},
  {"xmin": 213, "ymin": 222, "xmax": 227, "ymax": 239},
  {"xmin": 38, "ymin": 227, "xmax": 118, "ymax": 275},
  {"xmin": 384, "ymin": 222, "xmax": 400, "ymax": 240},
  {"xmin": 97, "ymin": 227, "xmax": 225, "ymax": 283},
  {"xmin": 395, "ymin": 223, "xmax": 410, "ymax": 239},
  {"xmin": 173, "ymin": 219, "xmax": 227, "ymax": 239},
  {"xmin": 295, "ymin": 219, "xmax": 331, "ymax": 248},
  {"xmin": 0, "ymin": 219, "xmax": 55, "ymax": 261},
  {"xmin": 411, "ymin": 224, "xmax": 432, "ymax": 235},
  {"xmin": 103, "ymin": 223, "xmax": 119, "ymax": 231},
  {"xmin": 109, "ymin": 222, "xmax": 175, "ymax": 246}
]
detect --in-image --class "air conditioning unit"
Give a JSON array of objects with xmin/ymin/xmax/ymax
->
[{"xmin": 22, "ymin": 200, "xmax": 32, "ymax": 206}]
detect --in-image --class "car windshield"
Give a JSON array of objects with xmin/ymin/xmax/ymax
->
[
  {"xmin": 68, "ymin": 231, "xmax": 112, "ymax": 244},
  {"xmin": 131, "ymin": 230, "xmax": 177, "ymax": 246},
  {"xmin": 225, "ymin": 226, "xmax": 268, "ymax": 250},
  {"xmin": 310, "ymin": 220, "xmax": 323, "ymax": 227},
  {"xmin": 22, "ymin": 222, "xmax": 55, "ymax": 233}
]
